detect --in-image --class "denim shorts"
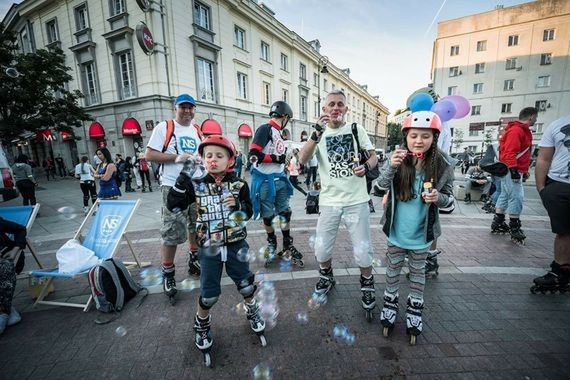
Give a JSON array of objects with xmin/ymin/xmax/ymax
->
[
  {"xmin": 496, "ymin": 174, "xmax": 524, "ymax": 215},
  {"xmin": 199, "ymin": 240, "xmax": 252, "ymax": 298},
  {"xmin": 259, "ymin": 179, "xmax": 291, "ymax": 218}
]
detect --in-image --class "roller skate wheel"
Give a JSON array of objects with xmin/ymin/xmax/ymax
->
[
  {"xmin": 410, "ymin": 335, "xmax": 417, "ymax": 345},
  {"xmin": 365, "ymin": 310, "xmax": 373, "ymax": 323},
  {"xmin": 259, "ymin": 334, "xmax": 267, "ymax": 347},
  {"xmin": 382, "ymin": 326, "xmax": 390, "ymax": 337},
  {"xmin": 296, "ymin": 259, "xmax": 305, "ymax": 268},
  {"xmin": 203, "ymin": 352, "xmax": 212, "ymax": 367}
]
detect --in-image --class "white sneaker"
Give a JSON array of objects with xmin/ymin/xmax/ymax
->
[{"xmin": 83, "ymin": 206, "xmax": 89, "ymax": 214}]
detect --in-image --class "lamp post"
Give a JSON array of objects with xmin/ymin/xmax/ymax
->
[{"xmin": 316, "ymin": 56, "xmax": 329, "ymax": 117}]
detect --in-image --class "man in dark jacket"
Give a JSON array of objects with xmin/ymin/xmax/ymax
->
[{"xmin": 490, "ymin": 107, "xmax": 537, "ymax": 244}]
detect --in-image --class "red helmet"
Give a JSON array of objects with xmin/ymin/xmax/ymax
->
[
  {"xmin": 402, "ymin": 111, "xmax": 442, "ymax": 133},
  {"xmin": 198, "ymin": 135, "xmax": 236, "ymax": 170}
]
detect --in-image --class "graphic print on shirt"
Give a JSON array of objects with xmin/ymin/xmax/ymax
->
[
  {"xmin": 194, "ymin": 181, "xmax": 247, "ymax": 246},
  {"xmin": 179, "ymin": 136, "xmax": 198, "ymax": 153},
  {"xmin": 325, "ymin": 134, "xmax": 357, "ymax": 179}
]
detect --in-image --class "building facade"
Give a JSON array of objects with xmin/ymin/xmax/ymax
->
[
  {"xmin": 2, "ymin": 0, "xmax": 388, "ymax": 167},
  {"xmin": 431, "ymin": 0, "xmax": 570, "ymax": 154}
]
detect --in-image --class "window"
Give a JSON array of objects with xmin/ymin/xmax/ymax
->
[
  {"xmin": 234, "ymin": 26, "xmax": 245, "ymax": 49},
  {"xmin": 331, "ymin": 83, "xmax": 335, "ymax": 91},
  {"xmin": 534, "ymin": 123, "xmax": 544, "ymax": 133},
  {"xmin": 280, "ymin": 53, "xmax": 288, "ymax": 71},
  {"xmin": 75, "ymin": 4, "xmax": 89, "ymax": 31},
  {"xmin": 17, "ymin": 25, "xmax": 33, "ymax": 54},
  {"xmin": 111, "ymin": 0, "xmax": 126, "ymax": 16},
  {"xmin": 447, "ymin": 86, "xmax": 457, "ymax": 96},
  {"xmin": 117, "ymin": 51, "xmax": 135, "ymax": 99},
  {"xmin": 237, "ymin": 72, "xmax": 247, "ymax": 99},
  {"xmin": 282, "ymin": 88, "xmax": 288, "ymax": 103},
  {"xmin": 260, "ymin": 41, "xmax": 270, "ymax": 61},
  {"xmin": 81, "ymin": 62, "xmax": 99, "ymax": 105},
  {"xmin": 194, "ymin": 2, "xmax": 210, "ymax": 30},
  {"xmin": 505, "ymin": 57, "xmax": 517, "ymax": 70},
  {"xmin": 535, "ymin": 100, "xmax": 547, "ymax": 112},
  {"xmin": 504, "ymin": 79, "xmax": 515, "ymax": 91},
  {"xmin": 501, "ymin": 103, "xmax": 512, "ymax": 114},
  {"xmin": 473, "ymin": 83, "xmax": 483, "ymax": 94},
  {"xmin": 469, "ymin": 130, "xmax": 479, "ymax": 137},
  {"xmin": 314, "ymin": 101, "xmax": 319, "ymax": 118},
  {"xmin": 262, "ymin": 82, "xmax": 271, "ymax": 105},
  {"xmin": 475, "ymin": 62, "xmax": 485, "ymax": 74},
  {"xmin": 540, "ymin": 53, "xmax": 552, "ymax": 65},
  {"xmin": 299, "ymin": 63, "xmax": 306, "ymax": 80},
  {"xmin": 543, "ymin": 29, "xmax": 555, "ymax": 41},
  {"xmin": 197, "ymin": 58, "xmax": 216, "ymax": 102},
  {"xmin": 300, "ymin": 95, "xmax": 307, "ymax": 121},
  {"xmin": 508, "ymin": 35, "xmax": 519, "ymax": 46},
  {"xmin": 476, "ymin": 40, "xmax": 487, "ymax": 52},
  {"xmin": 537, "ymin": 75, "xmax": 551, "ymax": 88},
  {"xmin": 313, "ymin": 72, "xmax": 318, "ymax": 86},
  {"xmin": 323, "ymin": 78, "xmax": 328, "ymax": 91},
  {"xmin": 449, "ymin": 66, "xmax": 459, "ymax": 77},
  {"xmin": 450, "ymin": 45, "xmax": 459, "ymax": 56},
  {"xmin": 46, "ymin": 19, "xmax": 59, "ymax": 43},
  {"xmin": 471, "ymin": 105, "xmax": 481, "ymax": 116}
]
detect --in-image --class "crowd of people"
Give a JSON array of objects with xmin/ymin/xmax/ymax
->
[{"xmin": 1, "ymin": 92, "xmax": 567, "ymax": 360}]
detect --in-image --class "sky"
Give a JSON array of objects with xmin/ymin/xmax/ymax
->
[
  {"xmin": 0, "ymin": 0, "xmax": 533, "ymax": 114},
  {"xmin": 264, "ymin": 0, "xmax": 532, "ymax": 113}
]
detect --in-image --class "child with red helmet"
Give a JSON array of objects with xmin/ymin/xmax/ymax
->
[
  {"xmin": 166, "ymin": 135, "xmax": 266, "ymax": 367},
  {"xmin": 377, "ymin": 111, "xmax": 455, "ymax": 345}
]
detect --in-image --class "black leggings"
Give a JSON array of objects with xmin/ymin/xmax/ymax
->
[
  {"xmin": 80, "ymin": 181, "xmax": 97, "ymax": 207},
  {"xmin": 140, "ymin": 170, "xmax": 152, "ymax": 189},
  {"xmin": 290, "ymin": 175, "xmax": 307, "ymax": 196},
  {"xmin": 16, "ymin": 179, "xmax": 36, "ymax": 206}
]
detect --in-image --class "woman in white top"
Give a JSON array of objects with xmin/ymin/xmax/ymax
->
[
  {"xmin": 288, "ymin": 149, "xmax": 307, "ymax": 196},
  {"xmin": 74, "ymin": 156, "xmax": 97, "ymax": 214}
]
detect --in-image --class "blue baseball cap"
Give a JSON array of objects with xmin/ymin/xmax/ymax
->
[{"xmin": 174, "ymin": 93, "xmax": 196, "ymax": 106}]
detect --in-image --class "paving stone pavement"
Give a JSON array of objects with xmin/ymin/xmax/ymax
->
[{"xmin": 1, "ymin": 171, "xmax": 569, "ymax": 379}]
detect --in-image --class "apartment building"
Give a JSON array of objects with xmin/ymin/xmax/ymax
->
[
  {"xmin": 431, "ymin": 0, "xmax": 570, "ymax": 154},
  {"xmin": 2, "ymin": 0, "xmax": 388, "ymax": 165}
]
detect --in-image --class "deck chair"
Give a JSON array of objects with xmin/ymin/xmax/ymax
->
[
  {"xmin": 0, "ymin": 204, "xmax": 43, "ymax": 269},
  {"xmin": 31, "ymin": 199, "xmax": 143, "ymax": 311}
]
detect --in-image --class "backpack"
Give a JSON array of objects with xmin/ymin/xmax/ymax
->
[
  {"xmin": 479, "ymin": 144, "xmax": 529, "ymax": 177},
  {"xmin": 88, "ymin": 258, "xmax": 147, "ymax": 323},
  {"xmin": 139, "ymin": 158, "xmax": 149, "ymax": 172},
  {"xmin": 305, "ymin": 190, "xmax": 320, "ymax": 214}
]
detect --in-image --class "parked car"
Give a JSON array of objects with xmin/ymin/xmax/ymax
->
[{"xmin": 0, "ymin": 145, "xmax": 18, "ymax": 202}]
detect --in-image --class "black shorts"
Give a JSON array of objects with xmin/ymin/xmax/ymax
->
[{"xmin": 539, "ymin": 178, "xmax": 570, "ymax": 235}]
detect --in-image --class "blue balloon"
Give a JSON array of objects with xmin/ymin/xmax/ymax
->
[{"xmin": 409, "ymin": 93, "xmax": 434, "ymax": 112}]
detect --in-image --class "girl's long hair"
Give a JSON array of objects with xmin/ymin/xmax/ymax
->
[{"xmin": 395, "ymin": 130, "xmax": 446, "ymax": 202}]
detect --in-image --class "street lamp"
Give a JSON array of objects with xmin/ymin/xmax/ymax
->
[{"xmin": 316, "ymin": 56, "xmax": 329, "ymax": 116}]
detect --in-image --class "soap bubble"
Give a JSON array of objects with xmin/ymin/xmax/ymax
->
[
  {"xmin": 57, "ymin": 206, "xmax": 77, "ymax": 220},
  {"xmin": 296, "ymin": 312, "xmax": 309, "ymax": 325},
  {"xmin": 236, "ymin": 247, "xmax": 251, "ymax": 262},
  {"xmin": 139, "ymin": 267, "xmax": 162, "ymax": 286},
  {"xmin": 115, "ymin": 326, "xmax": 127, "ymax": 337},
  {"xmin": 332, "ymin": 323, "xmax": 355, "ymax": 345},
  {"xmin": 229, "ymin": 211, "xmax": 248, "ymax": 228},
  {"xmin": 252, "ymin": 362, "xmax": 272, "ymax": 380},
  {"xmin": 180, "ymin": 278, "xmax": 197, "ymax": 292}
]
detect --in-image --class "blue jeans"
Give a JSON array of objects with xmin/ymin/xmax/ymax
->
[
  {"xmin": 496, "ymin": 173, "xmax": 524, "ymax": 215},
  {"xmin": 259, "ymin": 179, "xmax": 291, "ymax": 218},
  {"xmin": 491, "ymin": 176, "xmax": 501, "ymax": 204}
]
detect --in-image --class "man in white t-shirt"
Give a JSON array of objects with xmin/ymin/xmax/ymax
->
[
  {"xmin": 145, "ymin": 93, "xmax": 202, "ymax": 301},
  {"xmin": 532, "ymin": 115, "xmax": 570, "ymax": 293},
  {"xmin": 299, "ymin": 90, "xmax": 378, "ymax": 317}
]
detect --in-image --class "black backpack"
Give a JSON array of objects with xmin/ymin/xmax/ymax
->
[
  {"xmin": 88, "ymin": 258, "xmax": 147, "ymax": 323},
  {"xmin": 305, "ymin": 190, "xmax": 320, "ymax": 214}
]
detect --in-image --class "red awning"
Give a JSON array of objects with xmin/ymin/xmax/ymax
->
[
  {"xmin": 201, "ymin": 119, "xmax": 222, "ymax": 136},
  {"xmin": 89, "ymin": 122, "xmax": 105, "ymax": 139},
  {"xmin": 122, "ymin": 117, "xmax": 142, "ymax": 136},
  {"xmin": 237, "ymin": 123, "xmax": 253, "ymax": 138}
]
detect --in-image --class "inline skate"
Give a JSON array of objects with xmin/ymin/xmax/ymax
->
[
  {"xmin": 245, "ymin": 299, "xmax": 267, "ymax": 346},
  {"xmin": 162, "ymin": 265, "xmax": 177, "ymax": 305},
  {"xmin": 263, "ymin": 234, "xmax": 278, "ymax": 267},
  {"xmin": 194, "ymin": 314, "xmax": 213, "ymax": 367},
  {"xmin": 313, "ymin": 267, "xmax": 336, "ymax": 301},
  {"xmin": 360, "ymin": 275, "xmax": 376, "ymax": 322},
  {"xmin": 491, "ymin": 214, "xmax": 510, "ymax": 235},
  {"xmin": 406, "ymin": 297, "xmax": 424, "ymax": 345},
  {"xmin": 530, "ymin": 261, "xmax": 569, "ymax": 294},
  {"xmin": 188, "ymin": 251, "xmax": 201, "ymax": 276},
  {"xmin": 380, "ymin": 291, "xmax": 399, "ymax": 337},
  {"xmin": 509, "ymin": 218, "xmax": 526, "ymax": 245},
  {"xmin": 425, "ymin": 249, "xmax": 440, "ymax": 277},
  {"xmin": 277, "ymin": 236, "xmax": 304, "ymax": 267}
]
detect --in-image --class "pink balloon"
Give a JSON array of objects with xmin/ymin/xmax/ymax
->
[
  {"xmin": 431, "ymin": 100, "xmax": 456, "ymax": 122},
  {"xmin": 444, "ymin": 96, "xmax": 470, "ymax": 119}
]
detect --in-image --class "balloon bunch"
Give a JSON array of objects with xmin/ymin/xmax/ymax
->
[{"xmin": 406, "ymin": 89, "xmax": 470, "ymax": 122}]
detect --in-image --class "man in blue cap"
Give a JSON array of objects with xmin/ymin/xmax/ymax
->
[{"xmin": 146, "ymin": 94, "xmax": 203, "ymax": 303}]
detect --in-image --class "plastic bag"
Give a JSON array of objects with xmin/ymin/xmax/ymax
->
[{"xmin": 56, "ymin": 239, "xmax": 100, "ymax": 274}]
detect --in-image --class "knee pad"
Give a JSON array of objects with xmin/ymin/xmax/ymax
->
[
  {"xmin": 237, "ymin": 274, "xmax": 257, "ymax": 298},
  {"xmin": 262, "ymin": 216, "xmax": 274, "ymax": 227},
  {"xmin": 279, "ymin": 209, "xmax": 292, "ymax": 223},
  {"xmin": 199, "ymin": 296, "xmax": 219, "ymax": 310}
]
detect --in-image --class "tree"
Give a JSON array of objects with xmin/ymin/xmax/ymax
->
[
  {"xmin": 386, "ymin": 122, "xmax": 403, "ymax": 151},
  {"xmin": 0, "ymin": 30, "xmax": 90, "ymax": 141},
  {"xmin": 452, "ymin": 129, "xmax": 464, "ymax": 152}
]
